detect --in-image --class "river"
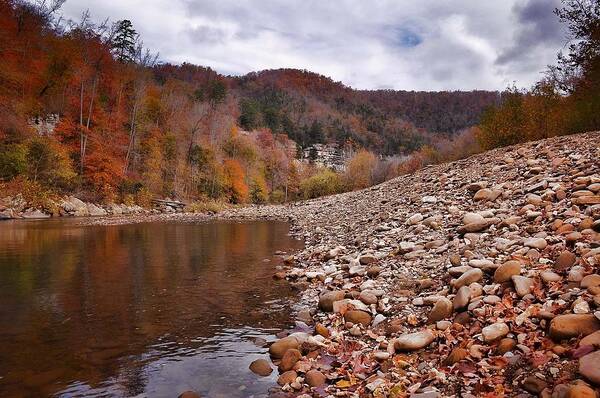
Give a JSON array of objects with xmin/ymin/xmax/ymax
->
[{"xmin": 0, "ymin": 219, "xmax": 303, "ymax": 397}]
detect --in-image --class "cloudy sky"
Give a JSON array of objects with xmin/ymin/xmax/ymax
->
[{"xmin": 60, "ymin": 0, "xmax": 568, "ymax": 91}]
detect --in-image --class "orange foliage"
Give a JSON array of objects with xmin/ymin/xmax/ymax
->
[{"xmin": 223, "ymin": 159, "xmax": 248, "ymax": 203}]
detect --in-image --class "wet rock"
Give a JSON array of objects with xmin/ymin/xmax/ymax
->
[
  {"xmin": 249, "ymin": 358, "xmax": 273, "ymax": 376},
  {"xmin": 482, "ymin": 322, "xmax": 509, "ymax": 342},
  {"xmin": 318, "ymin": 291, "xmax": 345, "ymax": 312},
  {"xmin": 428, "ymin": 297, "xmax": 453, "ymax": 322},
  {"xmin": 279, "ymin": 348, "xmax": 302, "ymax": 372},
  {"xmin": 269, "ymin": 336, "xmax": 300, "ymax": 359},
  {"xmin": 305, "ymin": 369, "xmax": 326, "ymax": 387},
  {"xmin": 344, "ymin": 310, "xmax": 372, "ymax": 326},
  {"xmin": 494, "ymin": 261, "xmax": 521, "ymax": 283},
  {"xmin": 579, "ymin": 351, "xmax": 600, "ymax": 385},
  {"xmin": 277, "ymin": 370, "xmax": 297, "ymax": 386},
  {"xmin": 394, "ymin": 330, "xmax": 435, "ymax": 351},
  {"xmin": 549, "ymin": 314, "xmax": 600, "ymax": 340},
  {"xmin": 178, "ymin": 391, "xmax": 201, "ymax": 398}
]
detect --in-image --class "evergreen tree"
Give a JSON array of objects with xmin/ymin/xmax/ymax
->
[{"xmin": 112, "ymin": 20, "xmax": 137, "ymax": 63}]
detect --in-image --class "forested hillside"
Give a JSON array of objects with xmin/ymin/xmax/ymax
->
[{"xmin": 0, "ymin": 0, "xmax": 499, "ymax": 206}]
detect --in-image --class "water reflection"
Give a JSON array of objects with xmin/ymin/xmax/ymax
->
[{"xmin": 0, "ymin": 219, "xmax": 303, "ymax": 397}]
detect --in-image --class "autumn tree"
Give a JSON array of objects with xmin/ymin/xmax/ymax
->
[{"xmin": 344, "ymin": 149, "xmax": 377, "ymax": 190}]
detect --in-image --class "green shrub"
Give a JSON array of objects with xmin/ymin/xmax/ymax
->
[
  {"xmin": 300, "ymin": 169, "xmax": 344, "ymax": 199},
  {"xmin": 0, "ymin": 144, "xmax": 27, "ymax": 180}
]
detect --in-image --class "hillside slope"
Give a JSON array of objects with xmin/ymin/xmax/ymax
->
[{"xmin": 225, "ymin": 131, "xmax": 600, "ymax": 397}]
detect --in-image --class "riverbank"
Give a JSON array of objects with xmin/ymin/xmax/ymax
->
[
  {"xmin": 220, "ymin": 132, "xmax": 600, "ymax": 397},
  {"xmin": 6, "ymin": 131, "xmax": 600, "ymax": 397}
]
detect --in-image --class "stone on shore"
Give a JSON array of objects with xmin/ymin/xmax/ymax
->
[
  {"xmin": 549, "ymin": 315, "xmax": 600, "ymax": 340},
  {"xmin": 482, "ymin": 322, "xmax": 509, "ymax": 342},
  {"xmin": 428, "ymin": 297, "xmax": 453, "ymax": 322},
  {"xmin": 249, "ymin": 359, "xmax": 273, "ymax": 376},
  {"xmin": 394, "ymin": 330, "xmax": 435, "ymax": 351},
  {"xmin": 494, "ymin": 261, "xmax": 521, "ymax": 283},
  {"xmin": 318, "ymin": 291, "xmax": 345, "ymax": 312},
  {"xmin": 305, "ymin": 370, "xmax": 327, "ymax": 387},
  {"xmin": 277, "ymin": 370, "xmax": 297, "ymax": 386},
  {"xmin": 269, "ymin": 336, "xmax": 299, "ymax": 359},
  {"xmin": 344, "ymin": 310, "xmax": 372, "ymax": 326},
  {"xmin": 579, "ymin": 351, "xmax": 600, "ymax": 385}
]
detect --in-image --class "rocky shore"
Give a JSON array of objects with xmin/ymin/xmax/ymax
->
[
  {"xmin": 0, "ymin": 195, "xmax": 187, "ymax": 220},
  {"xmin": 6, "ymin": 131, "xmax": 600, "ymax": 397},
  {"xmin": 219, "ymin": 132, "xmax": 600, "ymax": 398}
]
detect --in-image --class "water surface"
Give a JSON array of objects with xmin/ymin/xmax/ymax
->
[{"xmin": 0, "ymin": 219, "xmax": 303, "ymax": 397}]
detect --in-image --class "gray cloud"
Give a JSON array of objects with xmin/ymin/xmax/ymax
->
[
  {"xmin": 59, "ymin": 0, "xmax": 567, "ymax": 90},
  {"xmin": 496, "ymin": 0, "xmax": 565, "ymax": 71}
]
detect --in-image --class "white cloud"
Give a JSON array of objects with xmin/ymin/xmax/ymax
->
[{"xmin": 59, "ymin": 0, "xmax": 566, "ymax": 90}]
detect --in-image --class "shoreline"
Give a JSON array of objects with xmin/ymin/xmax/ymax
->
[
  {"xmin": 228, "ymin": 132, "xmax": 600, "ymax": 397},
  {"xmin": 3, "ymin": 131, "xmax": 600, "ymax": 397}
]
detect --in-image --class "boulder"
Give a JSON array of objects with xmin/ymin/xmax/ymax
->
[
  {"xmin": 344, "ymin": 310, "xmax": 372, "ymax": 326},
  {"xmin": 567, "ymin": 384, "xmax": 598, "ymax": 398},
  {"xmin": 452, "ymin": 268, "xmax": 483, "ymax": 289},
  {"xmin": 428, "ymin": 297, "xmax": 453, "ymax": 322},
  {"xmin": 453, "ymin": 286, "xmax": 471, "ymax": 310},
  {"xmin": 305, "ymin": 369, "xmax": 326, "ymax": 387},
  {"xmin": 394, "ymin": 330, "xmax": 435, "ymax": 351},
  {"xmin": 579, "ymin": 351, "xmax": 600, "ymax": 385},
  {"xmin": 279, "ymin": 348, "xmax": 301, "ymax": 371},
  {"xmin": 269, "ymin": 336, "xmax": 299, "ymax": 358},
  {"xmin": 549, "ymin": 314, "xmax": 600, "ymax": 340},
  {"xmin": 494, "ymin": 261, "xmax": 521, "ymax": 283},
  {"xmin": 581, "ymin": 274, "xmax": 600, "ymax": 289},
  {"xmin": 277, "ymin": 370, "xmax": 297, "ymax": 386},
  {"xmin": 512, "ymin": 275, "xmax": 534, "ymax": 297},
  {"xmin": 318, "ymin": 291, "xmax": 345, "ymax": 312},
  {"xmin": 249, "ymin": 359, "xmax": 273, "ymax": 376},
  {"xmin": 580, "ymin": 330, "xmax": 600, "ymax": 348},
  {"xmin": 555, "ymin": 251, "xmax": 577, "ymax": 270},
  {"xmin": 482, "ymin": 322, "xmax": 509, "ymax": 342},
  {"xmin": 522, "ymin": 376, "xmax": 548, "ymax": 395}
]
